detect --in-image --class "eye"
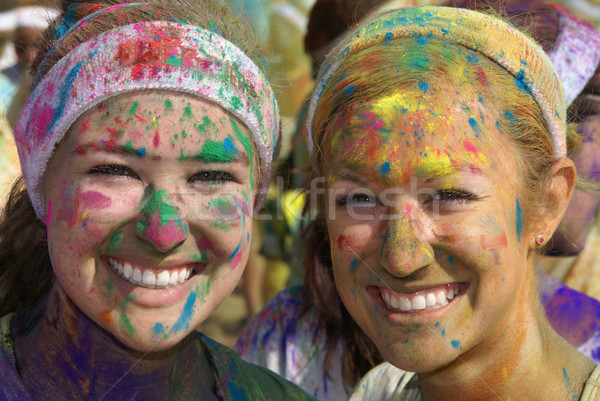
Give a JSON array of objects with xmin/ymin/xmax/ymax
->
[
  {"xmin": 336, "ymin": 192, "xmax": 378, "ymax": 207},
  {"xmin": 89, "ymin": 164, "xmax": 139, "ymax": 178},
  {"xmin": 189, "ymin": 171, "xmax": 235, "ymax": 184},
  {"xmin": 428, "ymin": 189, "xmax": 478, "ymax": 204}
]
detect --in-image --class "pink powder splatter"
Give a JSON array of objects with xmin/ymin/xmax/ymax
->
[{"xmin": 78, "ymin": 191, "xmax": 111, "ymax": 210}]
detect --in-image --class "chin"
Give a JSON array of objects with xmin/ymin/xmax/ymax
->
[{"xmin": 379, "ymin": 340, "xmax": 460, "ymax": 374}]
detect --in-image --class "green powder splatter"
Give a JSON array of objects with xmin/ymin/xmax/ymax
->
[
  {"xmin": 183, "ymin": 104, "xmax": 193, "ymax": 119},
  {"xmin": 120, "ymin": 294, "xmax": 135, "ymax": 335},
  {"xmin": 106, "ymin": 231, "xmax": 123, "ymax": 253},
  {"xmin": 105, "ymin": 277, "xmax": 114, "ymax": 295},
  {"xmin": 230, "ymin": 116, "xmax": 254, "ymax": 190},
  {"xmin": 165, "ymin": 99, "xmax": 173, "ymax": 110},
  {"xmin": 198, "ymin": 139, "xmax": 237, "ymax": 163},
  {"xmin": 128, "ymin": 101, "xmax": 139, "ymax": 117}
]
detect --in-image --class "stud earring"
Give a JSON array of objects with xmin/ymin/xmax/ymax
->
[{"xmin": 536, "ymin": 235, "xmax": 546, "ymax": 245}]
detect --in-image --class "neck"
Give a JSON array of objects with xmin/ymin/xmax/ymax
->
[
  {"xmin": 12, "ymin": 285, "xmax": 216, "ymax": 399},
  {"xmin": 417, "ymin": 266, "xmax": 596, "ymax": 401}
]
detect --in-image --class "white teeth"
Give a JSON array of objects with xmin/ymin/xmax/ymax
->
[
  {"xmin": 123, "ymin": 263, "xmax": 133, "ymax": 279},
  {"xmin": 399, "ymin": 297, "xmax": 411, "ymax": 311},
  {"xmin": 412, "ymin": 295, "xmax": 426, "ymax": 310},
  {"xmin": 156, "ymin": 271, "xmax": 170, "ymax": 287},
  {"xmin": 381, "ymin": 286, "xmax": 460, "ymax": 312},
  {"xmin": 169, "ymin": 271, "xmax": 179, "ymax": 286},
  {"xmin": 132, "ymin": 268, "xmax": 142, "ymax": 283},
  {"xmin": 436, "ymin": 291, "xmax": 446, "ymax": 304},
  {"xmin": 108, "ymin": 257, "xmax": 196, "ymax": 289},
  {"xmin": 426, "ymin": 293, "xmax": 437, "ymax": 307},
  {"xmin": 142, "ymin": 270, "xmax": 156, "ymax": 287}
]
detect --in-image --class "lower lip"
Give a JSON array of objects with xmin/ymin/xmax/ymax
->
[
  {"xmin": 366, "ymin": 284, "xmax": 467, "ymax": 320},
  {"xmin": 103, "ymin": 258, "xmax": 206, "ymax": 308}
]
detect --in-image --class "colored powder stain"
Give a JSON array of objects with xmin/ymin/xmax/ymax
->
[
  {"xmin": 345, "ymin": 85, "xmax": 355, "ymax": 96},
  {"xmin": 165, "ymin": 99, "xmax": 173, "ymax": 110},
  {"xmin": 153, "ymin": 132, "xmax": 160, "ymax": 148},
  {"xmin": 193, "ymin": 252, "xmax": 208, "ymax": 261},
  {"xmin": 120, "ymin": 294, "xmax": 135, "ymax": 335},
  {"xmin": 463, "ymin": 139, "xmax": 479, "ymax": 155},
  {"xmin": 128, "ymin": 101, "xmax": 139, "ymax": 117},
  {"xmin": 504, "ymin": 111, "xmax": 518, "ymax": 122},
  {"xmin": 230, "ymin": 116, "xmax": 254, "ymax": 190},
  {"xmin": 99, "ymin": 310, "xmax": 113, "ymax": 328},
  {"xmin": 77, "ymin": 191, "xmax": 111, "ymax": 209},
  {"xmin": 172, "ymin": 292, "xmax": 197, "ymax": 333},
  {"xmin": 153, "ymin": 322, "xmax": 164, "ymax": 335},
  {"xmin": 383, "ymin": 31, "xmax": 393, "ymax": 44},
  {"xmin": 183, "ymin": 105, "xmax": 193, "ymax": 119},
  {"xmin": 138, "ymin": 189, "xmax": 187, "ymax": 245},
  {"xmin": 350, "ymin": 259, "xmax": 358, "ymax": 272},
  {"xmin": 227, "ymin": 380, "xmax": 249, "ymax": 401},
  {"xmin": 46, "ymin": 200, "xmax": 52, "ymax": 225},
  {"xmin": 106, "ymin": 231, "xmax": 123, "ymax": 253},
  {"xmin": 441, "ymin": 329, "xmax": 446, "ymax": 336},
  {"xmin": 48, "ymin": 62, "xmax": 83, "ymax": 133},
  {"xmin": 105, "ymin": 277, "xmax": 114, "ymax": 295},
  {"xmin": 515, "ymin": 198, "xmax": 523, "ymax": 242},
  {"xmin": 515, "ymin": 70, "xmax": 530, "ymax": 93},
  {"xmin": 379, "ymin": 162, "xmax": 391, "ymax": 178},
  {"xmin": 230, "ymin": 95, "xmax": 243, "ymax": 110},
  {"xmin": 451, "ymin": 340, "xmax": 461, "ymax": 349},
  {"xmin": 448, "ymin": 256, "xmax": 454, "ymax": 265},
  {"xmin": 468, "ymin": 118, "xmax": 480, "ymax": 133},
  {"xmin": 417, "ymin": 81, "xmax": 429, "ymax": 93},
  {"xmin": 198, "ymin": 139, "xmax": 238, "ymax": 163}
]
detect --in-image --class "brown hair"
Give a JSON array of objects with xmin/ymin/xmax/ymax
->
[
  {"xmin": 0, "ymin": 0, "xmax": 261, "ymax": 316},
  {"xmin": 301, "ymin": 0, "xmax": 598, "ymax": 389}
]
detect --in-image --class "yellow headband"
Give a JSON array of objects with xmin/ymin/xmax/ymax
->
[{"xmin": 307, "ymin": 6, "xmax": 567, "ymax": 158}]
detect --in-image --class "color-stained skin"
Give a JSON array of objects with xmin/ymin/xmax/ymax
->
[
  {"xmin": 323, "ymin": 57, "xmax": 593, "ymax": 398},
  {"xmin": 12, "ymin": 91, "xmax": 254, "ymax": 399}
]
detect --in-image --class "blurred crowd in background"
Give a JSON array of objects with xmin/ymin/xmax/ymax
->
[{"xmin": 2, "ymin": 0, "xmax": 600, "ymax": 346}]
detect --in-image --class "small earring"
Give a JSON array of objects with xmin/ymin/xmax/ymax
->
[
  {"xmin": 546, "ymin": 229, "xmax": 552, "ymax": 236},
  {"xmin": 535, "ymin": 235, "xmax": 546, "ymax": 245}
]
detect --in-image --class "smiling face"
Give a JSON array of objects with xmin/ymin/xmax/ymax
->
[
  {"xmin": 324, "ymin": 85, "xmax": 540, "ymax": 372},
  {"xmin": 43, "ymin": 91, "xmax": 255, "ymax": 351}
]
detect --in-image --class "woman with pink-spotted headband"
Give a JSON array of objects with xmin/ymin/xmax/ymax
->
[{"xmin": 0, "ymin": 1, "xmax": 316, "ymax": 399}]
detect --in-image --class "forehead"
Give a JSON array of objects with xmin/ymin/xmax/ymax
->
[{"xmin": 325, "ymin": 88, "xmax": 517, "ymax": 181}]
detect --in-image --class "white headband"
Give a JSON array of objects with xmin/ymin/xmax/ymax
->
[{"xmin": 15, "ymin": 21, "xmax": 279, "ymax": 219}]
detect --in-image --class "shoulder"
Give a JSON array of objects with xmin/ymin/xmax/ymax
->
[
  {"xmin": 0, "ymin": 314, "xmax": 33, "ymax": 400},
  {"xmin": 200, "ymin": 333, "xmax": 317, "ymax": 401},
  {"xmin": 580, "ymin": 364, "xmax": 600, "ymax": 401},
  {"xmin": 349, "ymin": 362, "xmax": 419, "ymax": 401},
  {"xmin": 235, "ymin": 286, "xmax": 314, "ymax": 356}
]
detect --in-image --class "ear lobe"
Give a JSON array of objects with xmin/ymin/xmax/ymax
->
[{"xmin": 529, "ymin": 158, "xmax": 576, "ymax": 246}]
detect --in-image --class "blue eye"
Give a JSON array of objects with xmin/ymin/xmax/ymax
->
[
  {"xmin": 189, "ymin": 171, "xmax": 234, "ymax": 183},
  {"xmin": 89, "ymin": 164, "xmax": 138, "ymax": 178}
]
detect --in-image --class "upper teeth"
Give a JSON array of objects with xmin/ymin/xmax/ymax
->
[
  {"xmin": 381, "ymin": 286, "xmax": 458, "ymax": 312},
  {"xmin": 108, "ymin": 257, "xmax": 193, "ymax": 289}
]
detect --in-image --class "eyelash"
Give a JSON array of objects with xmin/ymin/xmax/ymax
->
[
  {"xmin": 335, "ymin": 188, "xmax": 478, "ymax": 207},
  {"xmin": 89, "ymin": 165, "xmax": 235, "ymax": 184}
]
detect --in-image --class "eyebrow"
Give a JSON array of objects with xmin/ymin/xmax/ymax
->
[
  {"xmin": 329, "ymin": 170, "xmax": 370, "ymax": 185},
  {"xmin": 423, "ymin": 164, "xmax": 484, "ymax": 182},
  {"xmin": 74, "ymin": 143, "xmax": 145, "ymax": 158}
]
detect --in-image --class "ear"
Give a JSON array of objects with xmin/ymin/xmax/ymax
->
[{"xmin": 527, "ymin": 158, "xmax": 576, "ymax": 247}]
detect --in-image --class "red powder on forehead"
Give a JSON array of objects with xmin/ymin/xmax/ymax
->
[
  {"xmin": 475, "ymin": 66, "xmax": 487, "ymax": 87},
  {"xmin": 463, "ymin": 139, "xmax": 479, "ymax": 155}
]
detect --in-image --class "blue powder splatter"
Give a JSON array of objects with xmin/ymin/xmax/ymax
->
[
  {"xmin": 468, "ymin": 118, "xmax": 480, "ymax": 132},
  {"xmin": 136, "ymin": 147, "xmax": 146, "ymax": 158},
  {"xmin": 172, "ymin": 292, "xmax": 197, "ymax": 333},
  {"xmin": 383, "ymin": 31, "xmax": 393, "ymax": 44},
  {"xmin": 350, "ymin": 259, "xmax": 358, "ymax": 272},
  {"xmin": 49, "ymin": 61, "xmax": 83, "ymax": 132},
  {"xmin": 451, "ymin": 340, "xmax": 461, "ymax": 349},
  {"xmin": 153, "ymin": 323, "xmax": 163, "ymax": 335},
  {"xmin": 379, "ymin": 162, "xmax": 391, "ymax": 178},
  {"xmin": 418, "ymin": 81, "xmax": 429, "ymax": 93},
  {"xmin": 345, "ymin": 84, "xmax": 355, "ymax": 96},
  {"xmin": 504, "ymin": 111, "xmax": 518, "ymax": 122},
  {"xmin": 448, "ymin": 256, "xmax": 454, "ymax": 265},
  {"xmin": 515, "ymin": 70, "xmax": 531, "ymax": 93},
  {"xmin": 223, "ymin": 137, "xmax": 237, "ymax": 155},
  {"xmin": 516, "ymin": 198, "xmax": 523, "ymax": 242}
]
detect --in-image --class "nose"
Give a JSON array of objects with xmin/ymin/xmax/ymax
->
[
  {"xmin": 379, "ymin": 211, "xmax": 434, "ymax": 277},
  {"xmin": 135, "ymin": 187, "xmax": 189, "ymax": 253}
]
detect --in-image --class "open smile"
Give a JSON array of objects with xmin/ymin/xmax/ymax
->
[
  {"xmin": 372, "ymin": 283, "xmax": 469, "ymax": 314},
  {"xmin": 107, "ymin": 257, "xmax": 202, "ymax": 289}
]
